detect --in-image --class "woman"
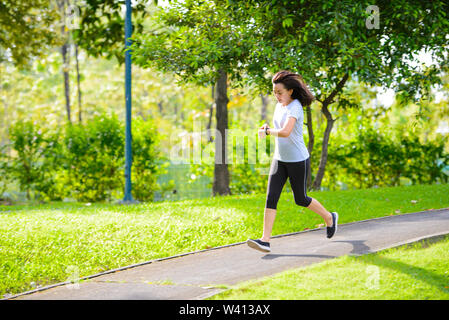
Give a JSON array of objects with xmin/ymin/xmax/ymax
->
[{"xmin": 247, "ymin": 70, "xmax": 338, "ymax": 253}]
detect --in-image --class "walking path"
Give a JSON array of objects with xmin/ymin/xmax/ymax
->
[{"xmin": 10, "ymin": 208, "xmax": 449, "ymax": 300}]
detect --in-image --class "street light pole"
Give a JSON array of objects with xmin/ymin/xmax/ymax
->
[{"xmin": 121, "ymin": 0, "xmax": 137, "ymax": 204}]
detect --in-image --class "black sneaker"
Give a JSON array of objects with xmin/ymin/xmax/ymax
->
[
  {"xmin": 246, "ymin": 239, "xmax": 271, "ymax": 253},
  {"xmin": 326, "ymin": 212, "xmax": 339, "ymax": 239}
]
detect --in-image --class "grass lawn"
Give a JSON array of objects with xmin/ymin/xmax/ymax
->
[
  {"xmin": 0, "ymin": 183, "xmax": 448, "ymax": 297},
  {"xmin": 209, "ymin": 235, "xmax": 449, "ymax": 300}
]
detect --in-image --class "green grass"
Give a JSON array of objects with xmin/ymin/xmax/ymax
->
[
  {"xmin": 0, "ymin": 183, "xmax": 448, "ymax": 297},
  {"xmin": 209, "ymin": 235, "xmax": 449, "ymax": 300}
]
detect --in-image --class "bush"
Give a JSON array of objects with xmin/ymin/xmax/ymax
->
[
  {"xmin": 0, "ymin": 144, "xmax": 14, "ymax": 202},
  {"xmin": 4, "ymin": 113, "xmax": 168, "ymax": 203},
  {"xmin": 130, "ymin": 117, "xmax": 172, "ymax": 202},
  {"xmin": 63, "ymin": 114, "xmax": 125, "ymax": 202},
  {"xmin": 5, "ymin": 120, "xmax": 66, "ymax": 201},
  {"xmin": 325, "ymin": 127, "xmax": 449, "ymax": 190}
]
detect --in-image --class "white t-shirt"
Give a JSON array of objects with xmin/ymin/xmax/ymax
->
[{"xmin": 272, "ymin": 99, "xmax": 310, "ymax": 162}]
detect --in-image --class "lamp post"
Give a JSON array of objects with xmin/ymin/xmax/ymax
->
[{"xmin": 120, "ymin": 0, "xmax": 138, "ymax": 204}]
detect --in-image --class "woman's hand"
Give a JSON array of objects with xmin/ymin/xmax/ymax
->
[{"xmin": 258, "ymin": 123, "xmax": 268, "ymax": 139}]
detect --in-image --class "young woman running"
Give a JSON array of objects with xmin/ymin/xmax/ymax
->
[{"xmin": 247, "ymin": 70, "xmax": 338, "ymax": 253}]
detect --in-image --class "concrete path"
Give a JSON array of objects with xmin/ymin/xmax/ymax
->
[{"xmin": 9, "ymin": 208, "xmax": 449, "ymax": 300}]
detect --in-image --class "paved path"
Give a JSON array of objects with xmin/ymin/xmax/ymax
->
[{"xmin": 9, "ymin": 208, "xmax": 449, "ymax": 300}]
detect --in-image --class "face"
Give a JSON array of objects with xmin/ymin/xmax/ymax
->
[{"xmin": 272, "ymin": 83, "xmax": 293, "ymax": 106}]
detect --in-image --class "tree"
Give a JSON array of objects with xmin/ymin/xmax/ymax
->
[
  {"xmin": 74, "ymin": 43, "xmax": 82, "ymax": 124},
  {"xmin": 73, "ymin": 0, "xmax": 149, "ymax": 64},
  {"xmin": 0, "ymin": 0, "xmax": 61, "ymax": 68},
  {"xmin": 131, "ymin": 0, "xmax": 259, "ymax": 196},
  {"xmin": 222, "ymin": 0, "xmax": 449, "ymax": 190},
  {"xmin": 67, "ymin": 0, "xmax": 152, "ymax": 123},
  {"xmin": 56, "ymin": 0, "xmax": 73, "ymax": 123}
]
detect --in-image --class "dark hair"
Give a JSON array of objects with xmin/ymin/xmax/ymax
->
[{"xmin": 272, "ymin": 70, "xmax": 315, "ymax": 106}]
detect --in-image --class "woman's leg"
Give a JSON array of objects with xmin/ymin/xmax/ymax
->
[
  {"xmin": 287, "ymin": 157, "xmax": 333, "ymax": 226},
  {"xmin": 306, "ymin": 198, "xmax": 333, "ymax": 227},
  {"xmin": 261, "ymin": 208, "xmax": 277, "ymax": 242},
  {"xmin": 262, "ymin": 159, "xmax": 288, "ymax": 242}
]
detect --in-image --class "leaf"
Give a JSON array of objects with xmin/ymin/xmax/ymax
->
[{"xmin": 282, "ymin": 17, "xmax": 293, "ymax": 28}]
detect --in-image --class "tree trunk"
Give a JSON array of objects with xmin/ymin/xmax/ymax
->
[
  {"xmin": 311, "ymin": 73, "xmax": 349, "ymax": 191},
  {"xmin": 1, "ymin": 79, "xmax": 8, "ymax": 149},
  {"xmin": 260, "ymin": 93, "xmax": 269, "ymax": 122},
  {"xmin": 157, "ymin": 101, "xmax": 163, "ymax": 114},
  {"xmin": 74, "ymin": 43, "xmax": 82, "ymax": 124},
  {"xmin": 213, "ymin": 68, "xmax": 231, "ymax": 196},
  {"xmin": 305, "ymin": 104, "xmax": 314, "ymax": 191},
  {"xmin": 58, "ymin": 0, "xmax": 71, "ymax": 124},
  {"xmin": 311, "ymin": 102, "xmax": 334, "ymax": 190},
  {"xmin": 62, "ymin": 44, "xmax": 71, "ymax": 123}
]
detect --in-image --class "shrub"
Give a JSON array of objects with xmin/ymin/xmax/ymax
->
[
  {"xmin": 130, "ymin": 117, "xmax": 173, "ymax": 202},
  {"xmin": 325, "ymin": 127, "xmax": 449, "ymax": 190},
  {"xmin": 5, "ymin": 120, "xmax": 66, "ymax": 201},
  {"xmin": 63, "ymin": 114, "xmax": 125, "ymax": 202},
  {"xmin": 4, "ymin": 113, "xmax": 169, "ymax": 203}
]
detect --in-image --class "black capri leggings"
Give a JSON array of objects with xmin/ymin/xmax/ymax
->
[{"xmin": 265, "ymin": 157, "xmax": 313, "ymax": 209}]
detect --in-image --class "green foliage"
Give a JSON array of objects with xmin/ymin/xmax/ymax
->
[
  {"xmin": 399, "ymin": 135, "xmax": 449, "ymax": 185},
  {"xmin": 2, "ymin": 0, "xmax": 449, "ymax": 202},
  {"xmin": 228, "ymin": 131, "xmax": 273, "ymax": 195},
  {"xmin": 222, "ymin": 0, "xmax": 449, "ymax": 111},
  {"xmin": 188, "ymin": 112, "xmax": 448, "ymax": 194},
  {"xmin": 6, "ymin": 120, "xmax": 61, "ymax": 200},
  {"xmin": 0, "ymin": 0, "xmax": 61, "ymax": 68},
  {"xmin": 189, "ymin": 120, "xmax": 274, "ymax": 195},
  {"xmin": 0, "ymin": 145, "xmax": 14, "ymax": 200},
  {"xmin": 325, "ymin": 122, "xmax": 449, "ymax": 190},
  {"xmin": 2, "ymin": 113, "xmax": 167, "ymax": 203},
  {"xmin": 230, "ymin": 164, "xmax": 266, "ymax": 195},
  {"xmin": 73, "ymin": 0, "xmax": 150, "ymax": 63},
  {"xmin": 131, "ymin": 0, "xmax": 255, "ymax": 87},
  {"xmin": 130, "ymin": 0, "xmax": 449, "ymax": 193},
  {"xmin": 64, "ymin": 114, "xmax": 125, "ymax": 202},
  {"xmin": 130, "ymin": 117, "xmax": 172, "ymax": 202}
]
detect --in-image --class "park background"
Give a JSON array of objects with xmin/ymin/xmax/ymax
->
[
  {"xmin": 1, "ymin": 0, "xmax": 448, "ymax": 205},
  {"xmin": 0, "ymin": 0, "xmax": 449, "ymax": 299}
]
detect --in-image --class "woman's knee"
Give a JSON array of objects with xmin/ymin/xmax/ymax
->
[
  {"xmin": 294, "ymin": 196, "xmax": 312, "ymax": 207},
  {"xmin": 265, "ymin": 199, "xmax": 278, "ymax": 210},
  {"xmin": 265, "ymin": 193, "xmax": 280, "ymax": 210}
]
